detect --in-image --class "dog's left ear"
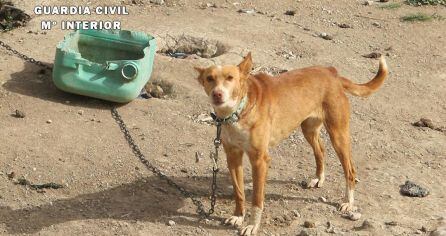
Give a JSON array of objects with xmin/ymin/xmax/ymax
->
[
  {"xmin": 194, "ymin": 67, "xmax": 205, "ymax": 84},
  {"xmin": 238, "ymin": 52, "xmax": 253, "ymax": 77},
  {"xmin": 194, "ymin": 67, "xmax": 205, "ymax": 75}
]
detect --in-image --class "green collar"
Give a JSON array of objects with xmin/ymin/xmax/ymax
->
[{"xmin": 211, "ymin": 96, "xmax": 248, "ymax": 125}]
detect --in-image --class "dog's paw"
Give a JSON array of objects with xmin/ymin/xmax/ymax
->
[
  {"xmin": 339, "ymin": 202, "xmax": 356, "ymax": 212},
  {"xmin": 240, "ymin": 224, "xmax": 259, "ymax": 236},
  {"xmin": 224, "ymin": 215, "xmax": 244, "ymax": 227},
  {"xmin": 306, "ymin": 178, "xmax": 324, "ymax": 188}
]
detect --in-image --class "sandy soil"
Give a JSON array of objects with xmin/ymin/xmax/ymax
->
[{"xmin": 1, "ymin": 0, "xmax": 445, "ymax": 235}]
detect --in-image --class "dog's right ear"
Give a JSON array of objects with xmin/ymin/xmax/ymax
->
[
  {"xmin": 194, "ymin": 67, "xmax": 205, "ymax": 85},
  {"xmin": 238, "ymin": 52, "xmax": 253, "ymax": 77}
]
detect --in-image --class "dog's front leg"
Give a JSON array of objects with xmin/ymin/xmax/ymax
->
[
  {"xmin": 223, "ymin": 144, "xmax": 245, "ymax": 227},
  {"xmin": 241, "ymin": 150, "xmax": 271, "ymax": 236}
]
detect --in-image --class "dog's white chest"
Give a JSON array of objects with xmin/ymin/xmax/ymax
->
[{"xmin": 222, "ymin": 123, "xmax": 250, "ymax": 150}]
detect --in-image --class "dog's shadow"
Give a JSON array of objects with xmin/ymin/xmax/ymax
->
[
  {"xmin": 0, "ymin": 176, "xmax": 233, "ymax": 234},
  {"xmin": 0, "ymin": 174, "xmax": 340, "ymax": 234}
]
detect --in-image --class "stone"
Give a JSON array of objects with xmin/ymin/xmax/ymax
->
[
  {"xmin": 285, "ymin": 10, "xmax": 296, "ymax": 16},
  {"xmin": 292, "ymin": 210, "xmax": 301, "ymax": 218},
  {"xmin": 319, "ymin": 32, "xmax": 333, "ymax": 40},
  {"xmin": 13, "ymin": 110, "xmax": 26, "ymax": 118},
  {"xmin": 400, "ymin": 180, "xmax": 429, "ymax": 197},
  {"xmin": 149, "ymin": 85, "xmax": 164, "ymax": 98},
  {"xmin": 363, "ymin": 52, "xmax": 382, "ymax": 59},
  {"xmin": 338, "ymin": 23, "xmax": 352, "ymax": 28},
  {"xmin": 150, "ymin": 0, "xmax": 165, "ymax": 5},
  {"xmin": 238, "ymin": 9, "xmax": 255, "ymax": 14},
  {"xmin": 167, "ymin": 220, "xmax": 175, "ymax": 226},
  {"xmin": 304, "ymin": 220, "xmax": 315, "ymax": 228},
  {"xmin": 355, "ymin": 220, "xmax": 376, "ymax": 231},
  {"xmin": 347, "ymin": 212, "xmax": 362, "ymax": 221}
]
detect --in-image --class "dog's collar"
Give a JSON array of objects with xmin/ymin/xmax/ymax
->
[{"xmin": 211, "ymin": 96, "xmax": 248, "ymax": 125}]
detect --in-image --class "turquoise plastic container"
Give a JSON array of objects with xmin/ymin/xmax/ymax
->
[{"xmin": 52, "ymin": 29, "xmax": 156, "ymax": 103}]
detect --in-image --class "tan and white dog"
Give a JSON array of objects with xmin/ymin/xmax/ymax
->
[{"xmin": 195, "ymin": 53, "xmax": 388, "ymax": 235}]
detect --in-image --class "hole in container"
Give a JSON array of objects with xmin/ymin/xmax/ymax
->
[{"xmin": 122, "ymin": 63, "xmax": 138, "ymax": 80}]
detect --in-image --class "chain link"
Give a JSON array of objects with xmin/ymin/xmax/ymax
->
[
  {"xmin": 0, "ymin": 40, "xmax": 53, "ymax": 71},
  {"xmin": 0, "ymin": 40, "xmax": 219, "ymax": 219},
  {"xmin": 111, "ymin": 108, "xmax": 219, "ymax": 219}
]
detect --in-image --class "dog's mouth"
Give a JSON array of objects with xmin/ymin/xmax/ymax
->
[{"xmin": 212, "ymin": 100, "xmax": 225, "ymax": 106}]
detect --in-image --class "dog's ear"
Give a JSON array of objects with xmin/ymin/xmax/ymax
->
[
  {"xmin": 194, "ymin": 67, "xmax": 205, "ymax": 85},
  {"xmin": 238, "ymin": 52, "xmax": 253, "ymax": 77}
]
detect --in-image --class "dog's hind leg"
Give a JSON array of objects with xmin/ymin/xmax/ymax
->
[
  {"xmin": 301, "ymin": 117, "xmax": 326, "ymax": 188},
  {"xmin": 223, "ymin": 144, "xmax": 246, "ymax": 227},
  {"xmin": 324, "ymin": 95, "xmax": 357, "ymax": 212}
]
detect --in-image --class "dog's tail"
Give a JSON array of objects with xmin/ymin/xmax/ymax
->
[{"xmin": 340, "ymin": 56, "xmax": 388, "ymax": 97}]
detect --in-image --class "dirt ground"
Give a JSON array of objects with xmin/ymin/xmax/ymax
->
[{"xmin": 1, "ymin": 0, "xmax": 445, "ymax": 235}]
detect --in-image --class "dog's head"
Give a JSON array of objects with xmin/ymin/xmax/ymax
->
[{"xmin": 194, "ymin": 53, "xmax": 252, "ymax": 112}]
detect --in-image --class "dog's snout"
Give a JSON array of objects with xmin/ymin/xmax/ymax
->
[{"xmin": 213, "ymin": 90, "xmax": 223, "ymax": 99}]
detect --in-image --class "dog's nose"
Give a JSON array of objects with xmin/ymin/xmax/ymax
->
[{"xmin": 212, "ymin": 90, "xmax": 223, "ymax": 100}]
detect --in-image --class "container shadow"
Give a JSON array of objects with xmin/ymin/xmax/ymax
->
[{"xmin": 2, "ymin": 62, "xmax": 127, "ymax": 110}]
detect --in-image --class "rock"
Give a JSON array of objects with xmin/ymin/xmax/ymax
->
[
  {"xmin": 149, "ymin": 85, "xmax": 164, "ymax": 98},
  {"xmin": 7, "ymin": 171, "xmax": 15, "ymax": 180},
  {"xmin": 413, "ymin": 118, "xmax": 435, "ymax": 129},
  {"xmin": 297, "ymin": 230, "xmax": 310, "ymax": 236},
  {"xmin": 285, "ymin": 10, "xmax": 296, "ymax": 16},
  {"xmin": 283, "ymin": 214, "xmax": 292, "ymax": 222},
  {"xmin": 326, "ymin": 221, "xmax": 336, "ymax": 233},
  {"xmin": 167, "ymin": 220, "xmax": 176, "ymax": 226},
  {"xmin": 304, "ymin": 220, "xmax": 316, "ymax": 228},
  {"xmin": 195, "ymin": 152, "xmax": 204, "ymax": 163},
  {"xmin": 238, "ymin": 9, "xmax": 255, "ymax": 14},
  {"xmin": 46, "ymin": 120, "xmax": 52, "ymax": 124},
  {"xmin": 345, "ymin": 212, "xmax": 362, "ymax": 221},
  {"xmin": 292, "ymin": 210, "xmax": 301, "ymax": 218},
  {"xmin": 13, "ymin": 110, "xmax": 26, "ymax": 118},
  {"xmin": 319, "ymin": 196, "xmax": 327, "ymax": 202},
  {"xmin": 400, "ymin": 180, "xmax": 429, "ymax": 197},
  {"xmin": 364, "ymin": 1, "xmax": 374, "ymax": 5},
  {"xmin": 363, "ymin": 52, "xmax": 382, "ymax": 59},
  {"xmin": 380, "ymin": 0, "xmax": 389, "ymax": 2},
  {"xmin": 150, "ymin": 0, "xmax": 165, "ymax": 5},
  {"xmin": 319, "ymin": 32, "xmax": 333, "ymax": 40},
  {"xmin": 372, "ymin": 22, "xmax": 381, "ymax": 27},
  {"xmin": 78, "ymin": 110, "xmax": 84, "ymax": 115},
  {"xmin": 385, "ymin": 221, "xmax": 398, "ymax": 226},
  {"xmin": 355, "ymin": 220, "xmax": 376, "ymax": 231},
  {"xmin": 338, "ymin": 23, "xmax": 352, "ymax": 28}
]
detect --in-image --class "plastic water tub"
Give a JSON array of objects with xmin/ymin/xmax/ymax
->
[{"xmin": 52, "ymin": 29, "xmax": 156, "ymax": 103}]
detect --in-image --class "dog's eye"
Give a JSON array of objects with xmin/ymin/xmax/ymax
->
[
  {"xmin": 206, "ymin": 76, "xmax": 214, "ymax": 82},
  {"xmin": 227, "ymin": 75, "xmax": 234, "ymax": 81}
]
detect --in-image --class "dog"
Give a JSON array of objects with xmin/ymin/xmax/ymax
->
[{"xmin": 194, "ymin": 53, "xmax": 388, "ymax": 235}]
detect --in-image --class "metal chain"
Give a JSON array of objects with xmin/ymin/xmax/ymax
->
[
  {"xmin": 111, "ymin": 107, "xmax": 220, "ymax": 219},
  {"xmin": 0, "ymin": 40, "xmax": 219, "ymax": 219},
  {"xmin": 0, "ymin": 40, "xmax": 53, "ymax": 71}
]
